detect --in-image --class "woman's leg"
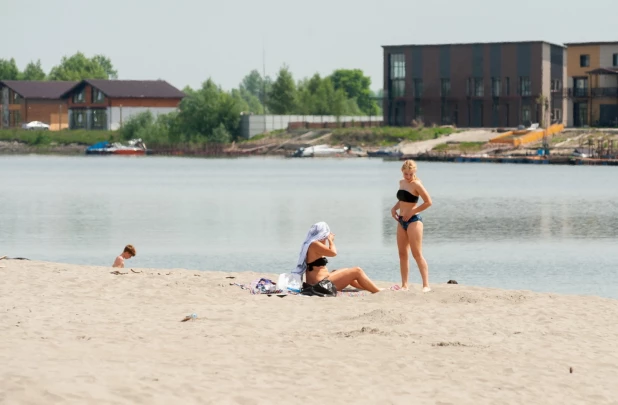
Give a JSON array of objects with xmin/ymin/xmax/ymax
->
[
  {"xmin": 327, "ymin": 267, "xmax": 381, "ymax": 293},
  {"xmin": 397, "ymin": 222, "xmax": 411, "ymax": 289},
  {"xmin": 407, "ymin": 221, "xmax": 430, "ymax": 290}
]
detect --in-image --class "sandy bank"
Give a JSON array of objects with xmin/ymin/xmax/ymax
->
[{"xmin": 1, "ymin": 260, "xmax": 617, "ymax": 404}]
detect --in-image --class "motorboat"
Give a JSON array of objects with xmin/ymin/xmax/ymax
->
[
  {"xmin": 86, "ymin": 139, "xmax": 147, "ymax": 155},
  {"xmin": 292, "ymin": 144, "xmax": 349, "ymax": 157},
  {"xmin": 367, "ymin": 147, "xmax": 403, "ymax": 158}
]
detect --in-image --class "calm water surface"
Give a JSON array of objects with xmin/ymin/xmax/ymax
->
[{"xmin": 2, "ymin": 155, "xmax": 617, "ymax": 299}]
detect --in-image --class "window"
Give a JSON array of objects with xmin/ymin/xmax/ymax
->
[
  {"xmin": 440, "ymin": 101, "xmax": 451, "ymax": 124},
  {"xmin": 440, "ymin": 79, "xmax": 451, "ymax": 97},
  {"xmin": 10, "ymin": 92, "xmax": 21, "ymax": 104},
  {"xmin": 414, "ymin": 104, "xmax": 423, "ymax": 121},
  {"xmin": 504, "ymin": 77, "xmax": 510, "ymax": 96},
  {"xmin": 71, "ymin": 110, "xmax": 86, "ymax": 129},
  {"xmin": 474, "ymin": 78, "xmax": 484, "ymax": 97},
  {"xmin": 413, "ymin": 79, "xmax": 423, "ymax": 97},
  {"xmin": 92, "ymin": 109, "xmax": 107, "ymax": 130},
  {"xmin": 580, "ymin": 54, "xmax": 590, "ymax": 67},
  {"xmin": 389, "ymin": 53, "xmax": 406, "ymax": 98},
  {"xmin": 9, "ymin": 110, "xmax": 21, "ymax": 126},
  {"xmin": 518, "ymin": 77, "xmax": 531, "ymax": 96},
  {"xmin": 522, "ymin": 105, "xmax": 531, "ymax": 123},
  {"xmin": 491, "ymin": 77, "xmax": 501, "ymax": 97},
  {"xmin": 73, "ymin": 90, "xmax": 85, "ymax": 104},
  {"xmin": 551, "ymin": 79, "xmax": 562, "ymax": 91},
  {"xmin": 573, "ymin": 77, "xmax": 588, "ymax": 97},
  {"xmin": 613, "ymin": 53, "xmax": 618, "ymax": 67},
  {"xmin": 551, "ymin": 109, "xmax": 562, "ymax": 123},
  {"xmin": 92, "ymin": 89, "xmax": 105, "ymax": 103},
  {"xmin": 492, "ymin": 102, "xmax": 500, "ymax": 126},
  {"xmin": 466, "ymin": 78, "xmax": 472, "ymax": 96}
]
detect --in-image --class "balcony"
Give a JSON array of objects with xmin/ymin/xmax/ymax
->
[{"xmin": 565, "ymin": 87, "xmax": 618, "ymax": 98}]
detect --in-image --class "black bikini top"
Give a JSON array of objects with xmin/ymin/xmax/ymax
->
[
  {"xmin": 306, "ymin": 257, "xmax": 328, "ymax": 271},
  {"xmin": 397, "ymin": 189, "xmax": 419, "ymax": 203}
]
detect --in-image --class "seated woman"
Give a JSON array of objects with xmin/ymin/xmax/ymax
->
[{"xmin": 292, "ymin": 222, "xmax": 382, "ymax": 293}]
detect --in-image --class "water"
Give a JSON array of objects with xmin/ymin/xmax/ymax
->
[{"xmin": 2, "ymin": 155, "xmax": 617, "ymax": 299}]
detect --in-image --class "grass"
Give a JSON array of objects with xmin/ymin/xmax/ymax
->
[
  {"xmin": 330, "ymin": 126, "xmax": 456, "ymax": 146},
  {"xmin": 433, "ymin": 142, "xmax": 485, "ymax": 153},
  {"xmin": 0, "ymin": 129, "xmax": 116, "ymax": 147}
]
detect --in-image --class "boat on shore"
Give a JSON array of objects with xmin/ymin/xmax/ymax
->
[
  {"xmin": 86, "ymin": 139, "xmax": 147, "ymax": 155},
  {"xmin": 291, "ymin": 144, "xmax": 349, "ymax": 157}
]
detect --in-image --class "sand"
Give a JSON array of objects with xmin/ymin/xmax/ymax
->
[{"xmin": 1, "ymin": 260, "xmax": 617, "ymax": 405}]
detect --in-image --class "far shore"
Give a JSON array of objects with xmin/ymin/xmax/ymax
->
[{"xmin": 1, "ymin": 259, "xmax": 617, "ymax": 404}]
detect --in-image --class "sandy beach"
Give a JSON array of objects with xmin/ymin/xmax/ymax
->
[{"xmin": 1, "ymin": 260, "xmax": 617, "ymax": 405}]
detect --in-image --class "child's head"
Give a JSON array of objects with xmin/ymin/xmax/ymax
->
[{"xmin": 122, "ymin": 244, "xmax": 136, "ymax": 259}]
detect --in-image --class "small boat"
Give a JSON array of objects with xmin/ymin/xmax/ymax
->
[
  {"xmin": 367, "ymin": 147, "xmax": 403, "ymax": 158},
  {"xmin": 292, "ymin": 144, "xmax": 349, "ymax": 157},
  {"xmin": 86, "ymin": 139, "xmax": 147, "ymax": 155}
]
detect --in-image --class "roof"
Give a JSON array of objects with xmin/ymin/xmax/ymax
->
[
  {"xmin": 382, "ymin": 40, "xmax": 566, "ymax": 49},
  {"xmin": 63, "ymin": 79, "xmax": 185, "ymax": 99},
  {"xmin": 564, "ymin": 41, "xmax": 618, "ymax": 46},
  {"xmin": 586, "ymin": 67, "xmax": 618, "ymax": 75},
  {"xmin": 0, "ymin": 80, "xmax": 78, "ymax": 99}
]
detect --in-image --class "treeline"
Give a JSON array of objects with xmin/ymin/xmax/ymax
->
[{"xmin": 1, "ymin": 54, "xmax": 383, "ymax": 144}]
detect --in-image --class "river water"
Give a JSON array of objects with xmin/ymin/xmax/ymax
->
[{"xmin": 2, "ymin": 155, "xmax": 617, "ymax": 299}]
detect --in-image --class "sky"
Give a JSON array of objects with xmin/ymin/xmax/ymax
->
[{"xmin": 3, "ymin": 0, "xmax": 617, "ymax": 92}]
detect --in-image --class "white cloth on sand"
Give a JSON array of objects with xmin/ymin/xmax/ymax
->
[{"xmin": 293, "ymin": 222, "xmax": 331, "ymax": 276}]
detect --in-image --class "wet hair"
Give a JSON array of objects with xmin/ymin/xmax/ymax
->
[
  {"xmin": 123, "ymin": 244, "xmax": 136, "ymax": 256},
  {"xmin": 401, "ymin": 160, "xmax": 419, "ymax": 181}
]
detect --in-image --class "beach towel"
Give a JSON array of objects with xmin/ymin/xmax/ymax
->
[{"xmin": 293, "ymin": 222, "xmax": 331, "ymax": 276}]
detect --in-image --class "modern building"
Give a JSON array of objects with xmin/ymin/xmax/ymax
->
[
  {"xmin": 564, "ymin": 42, "xmax": 618, "ymax": 127},
  {"xmin": 0, "ymin": 80, "xmax": 77, "ymax": 130},
  {"xmin": 382, "ymin": 41, "xmax": 567, "ymax": 128},
  {"xmin": 60, "ymin": 79, "xmax": 185, "ymax": 130}
]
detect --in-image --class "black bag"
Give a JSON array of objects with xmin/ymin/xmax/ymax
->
[{"xmin": 301, "ymin": 279, "xmax": 338, "ymax": 297}]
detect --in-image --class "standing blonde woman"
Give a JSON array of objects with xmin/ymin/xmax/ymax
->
[{"xmin": 390, "ymin": 160, "xmax": 432, "ymax": 292}]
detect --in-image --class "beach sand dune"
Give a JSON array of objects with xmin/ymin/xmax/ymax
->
[{"xmin": 1, "ymin": 260, "xmax": 617, "ymax": 404}]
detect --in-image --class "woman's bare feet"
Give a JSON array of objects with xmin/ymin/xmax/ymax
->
[{"xmin": 422, "ymin": 286, "xmax": 432, "ymax": 293}]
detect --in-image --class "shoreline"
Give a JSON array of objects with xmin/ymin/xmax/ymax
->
[{"xmin": 1, "ymin": 259, "xmax": 617, "ymax": 404}]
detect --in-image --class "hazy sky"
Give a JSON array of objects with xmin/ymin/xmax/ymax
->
[{"xmin": 4, "ymin": 0, "xmax": 616, "ymax": 92}]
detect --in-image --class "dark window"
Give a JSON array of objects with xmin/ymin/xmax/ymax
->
[
  {"xmin": 573, "ymin": 77, "xmax": 588, "ymax": 97},
  {"xmin": 551, "ymin": 79, "xmax": 562, "ymax": 91},
  {"xmin": 504, "ymin": 77, "xmax": 510, "ymax": 96},
  {"xmin": 440, "ymin": 101, "xmax": 451, "ymax": 124},
  {"xmin": 92, "ymin": 109, "xmax": 107, "ymax": 130},
  {"xmin": 389, "ymin": 53, "xmax": 405, "ymax": 98},
  {"xmin": 474, "ymin": 78, "xmax": 484, "ymax": 97},
  {"xmin": 73, "ymin": 90, "xmax": 85, "ymax": 104},
  {"xmin": 518, "ymin": 77, "xmax": 531, "ymax": 96},
  {"xmin": 10, "ymin": 92, "xmax": 21, "ymax": 104},
  {"xmin": 466, "ymin": 78, "xmax": 472, "ymax": 96},
  {"xmin": 71, "ymin": 110, "xmax": 86, "ymax": 129},
  {"xmin": 613, "ymin": 53, "xmax": 618, "ymax": 67},
  {"xmin": 522, "ymin": 105, "xmax": 531, "ymax": 123},
  {"xmin": 580, "ymin": 54, "xmax": 590, "ymax": 67},
  {"xmin": 413, "ymin": 79, "xmax": 423, "ymax": 97},
  {"xmin": 92, "ymin": 89, "xmax": 105, "ymax": 103},
  {"xmin": 491, "ymin": 77, "xmax": 501, "ymax": 97},
  {"xmin": 414, "ymin": 104, "xmax": 423, "ymax": 121},
  {"xmin": 440, "ymin": 79, "xmax": 451, "ymax": 97}
]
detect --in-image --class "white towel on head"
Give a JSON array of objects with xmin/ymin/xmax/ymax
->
[{"xmin": 293, "ymin": 222, "xmax": 331, "ymax": 275}]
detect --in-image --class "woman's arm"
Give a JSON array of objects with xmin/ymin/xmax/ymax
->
[
  {"xmin": 310, "ymin": 238, "xmax": 337, "ymax": 257},
  {"xmin": 391, "ymin": 201, "xmax": 400, "ymax": 220},
  {"xmin": 410, "ymin": 182, "xmax": 432, "ymax": 215}
]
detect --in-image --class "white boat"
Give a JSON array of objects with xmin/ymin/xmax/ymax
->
[{"xmin": 293, "ymin": 144, "xmax": 349, "ymax": 157}]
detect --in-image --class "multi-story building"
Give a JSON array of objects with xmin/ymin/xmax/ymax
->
[
  {"xmin": 382, "ymin": 41, "xmax": 567, "ymax": 128},
  {"xmin": 564, "ymin": 41, "xmax": 618, "ymax": 127}
]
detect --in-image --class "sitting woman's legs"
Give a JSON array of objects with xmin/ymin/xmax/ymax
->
[{"xmin": 327, "ymin": 267, "xmax": 381, "ymax": 293}]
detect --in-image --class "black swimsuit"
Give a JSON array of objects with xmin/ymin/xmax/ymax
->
[
  {"xmin": 306, "ymin": 257, "xmax": 328, "ymax": 271},
  {"xmin": 396, "ymin": 189, "xmax": 422, "ymax": 230}
]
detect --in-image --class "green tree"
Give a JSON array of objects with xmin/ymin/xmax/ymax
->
[
  {"xmin": 239, "ymin": 69, "xmax": 272, "ymax": 109},
  {"xmin": 267, "ymin": 66, "xmax": 297, "ymax": 114},
  {"xmin": 48, "ymin": 52, "xmax": 115, "ymax": 81},
  {"xmin": 231, "ymin": 88, "xmax": 264, "ymax": 114},
  {"xmin": 329, "ymin": 69, "xmax": 378, "ymax": 115},
  {"xmin": 296, "ymin": 74, "xmax": 355, "ymax": 117},
  {"xmin": 92, "ymin": 55, "xmax": 118, "ymax": 79},
  {"xmin": 0, "ymin": 58, "xmax": 20, "ymax": 80},
  {"xmin": 20, "ymin": 60, "xmax": 46, "ymax": 80},
  {"xmin": 176, "ymin": 79, "xmax": 243, "ymax": 142}
]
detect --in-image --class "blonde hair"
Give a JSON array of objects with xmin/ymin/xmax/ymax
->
[{"xmin": 401, "ymin": 160, "xmax": 419, "ymax": 181}]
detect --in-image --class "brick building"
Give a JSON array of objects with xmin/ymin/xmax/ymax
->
[
  {"xmin": 60, "ymin": 79, "xmax": 185, "ymax": 130},
  {"xmin": 382, "ymin": 41, "xmax": 567, "ymax": 128},
  {"xmin": 0, "ymin": 80, "xmax": 77, "ymax": 130}
]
